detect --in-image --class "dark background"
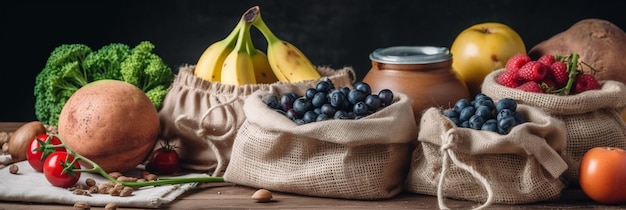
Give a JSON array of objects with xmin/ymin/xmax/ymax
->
[{"xmin": 2, "ymin": 0, "xmax": 625, "ymax": 122}]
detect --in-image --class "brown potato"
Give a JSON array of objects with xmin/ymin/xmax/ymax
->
[{"xmin": 8, "ymin": 121, "xmax": 47, "ymax": 161}]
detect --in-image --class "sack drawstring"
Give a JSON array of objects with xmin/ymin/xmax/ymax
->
[
  {"xmin": 174, "ymin": 91, "xmax": 241, "ymax": 177},
  {"xmin": 437, "ymin": 132, "xmax": 494, "ymax": 210}
]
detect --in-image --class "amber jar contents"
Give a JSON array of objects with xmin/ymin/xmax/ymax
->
[{"xmin": 362, "ymin": 46, "xmax": 470, "ymax": 126}]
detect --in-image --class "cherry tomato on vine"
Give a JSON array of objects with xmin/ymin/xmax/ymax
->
[
  {"xmin": 43, "ymin": 151, "xmax": 81, "ymax": 188},
  {"xmin": 579, "ymin": 147, "xmax": 626, "ymax": 204},
  {"xmin": 146, "ymin": 146, "xmax": 179, "ymax": 175},
  {"xmin": 26, "ymin": 134, "xmax": 66, "ymax": 172}
]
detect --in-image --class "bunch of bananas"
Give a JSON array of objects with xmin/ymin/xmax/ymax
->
[{"xmin": 194, "ymin": 6, "xmax": 321, "ymax": 85}]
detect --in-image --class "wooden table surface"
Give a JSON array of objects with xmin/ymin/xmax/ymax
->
[{"xmin": 1, "ymin": 122, "xmax": 625, "ymax": 209}]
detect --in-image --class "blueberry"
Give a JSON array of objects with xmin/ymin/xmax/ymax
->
[
  {"xmin": 339, "ymin": 87, "xmax": 351, "ymax": 98},
  {"xmin": 454, "ymin": 98, "xmax": 471, "ymax": 112},
  {"xmin": 469, "ymin": 115, "xmax": 485, "ymax": 130},
  {"xmin": 316, "ymin": 80, "xmax": 333, "ymax": 93},
  {"xmin": 498, "ymin": 116, "xmax": 517, "ymax": 134},
  {"xmin": 314, "ymin": 107, "xmax": 322, "ymax": 115},
  {"xmin": 302, "ymin": 110, "xmax": 318, "ymax": 124},
  {"xmin": 311, "ymin": 92, "xmax": 327, "ymax": 108},
  {"xmin": 474, "ymin": 105, "xmax": 493, "ymax": 120},
  {"xmin": 497, "ymin": 109, "xmax": 515, "ymax": 121},
  {"xmin": 353, "ymin": 101, "xmax": 369, "ymax": 116},
  {"xmin": 280, "ymin": 93, "xmax": 297, "ymax": 111},
  {"xmin": 496, "ymin": 98, "xmax": 517, "ymax": 112},
  {"xmin": 459, "ymin": 106, "xmax": 476, "ymax": 122},
  {"xmin": 305, "ymin": 88, "xmax": 317, "ymax": 100},
  {"xmin": 460, "ymin": 120, "xmax": 470, "ymax": 128},
  {"xmin": 320, "ymin": 104, "xmax": 336, "ymax": 116},
  {"xmin": 474, "ymin": 97, "xmax": 495, "ymax": 110},
  {"xmin": 293, "ymin": 97, "xmax": 313, "ymax": 115},
  {"xmin": 316, "ymin": 113, "xmax": 330, "ymax": 122},
  {"xmin": 378, "ymin": 89, "xmax": 394, "ymax": 105},
  {"xmin": 449, "ymin": 117, "xmax": 462, "ymax": 126},
  {"xmin": 334, "ymin": 110, "xmax": 350, "ymax": 119},
  {"xmin": 444, "ymin": 109, "xmax": 460, "ymax": 119},
  {"xmin": 514, "ymin": 111, "xmax": 526, "ymax": 124},
  {"xmin": 329, "ymin": 91, "xmax": 347, "ymax": 109},
  {"xmin": 481, "ymin": 119, "xmax": 498, "ymax": 132},
  {"xmin": 286, "ymin": 109, "xmax": 299, "ymax": 120},
  {"xmin": 348, "ymin": 89, "xmax": 367, "ymax": 105},
  {"xmin": 474, "ymin": 93, "xmax": 491, "ymax": 101},
  {"xmin": 294, "ymin": 118, "xmax": 305, "ymax": 125},
  {"xmin": 365, "ymin": 94, "xmax": 382, "ymax": 110},
  {"xmin": 261, "ymin": 94, "xmax": 281, "ymax": 110},
  {"xmin": 353, "ymin": 81, "xmax": 372, "ymax": 95}
]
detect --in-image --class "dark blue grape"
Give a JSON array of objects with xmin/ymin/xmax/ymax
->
[
  {"xmin": 311, "ymin": 92, "xmax": 327, "ymax": 108},
  {"xmin": 353, "ymin": 81, "xmax": 372, "ymax": 95},
  {"xmin": 302, "ymin": 111, "xmax": 318, "ymax": 124},
  {"xmin": 286, "ymin": 109, "xmax": 299, "ymax": 120},
  {"xmin": 469, "ymin": 115, "xmax": 485, "ymax": 130},
  {"xmin": 454, "ymin": 98, "xmax": 471, "ymax": 112},
  {"xmin": 316, "ymin": 80, "xmax": 333, "ymax": 93},
  {"xmin": 365, "ymin": 94, "xmax": 381, "ymax": 110},
  {"xmin": 378, "ymin": 89, "xmax": 394, "ymax": 106},
  {"xmin": 459, "ymin": 106, "xmax": 476, "ymax": 122},
  {"xmin": 496, "ymin": 98, "xmax": 517, "ymax": 112},
  {"xmin": 498, "ymin": 116, "xmax": 517, "ymax": 134},
  {"xmin": 293, "ymin": 97, "xmax": 313, "ymax": 115},
  {"xmin": 481, "ymin": 119, "xmax": 498, "ymax": 132},
  {"xmin": 262, "ymin": 94, "xmax": 281, "ymax": 110},
  {"xmin": 280, "ymin": 93, "xmax": 296, "ymax": 111},
  {"xmin": 320, "ymin": 104, "xmax": 336, "ymax": 116},
  {"xmin": 474, "ymin": 105, "xmax": 492, "ymax": 120},
  {"xmin": 353, "ymin": 101, "xmax": 369, "ymax": 116},
  {"xmin": 348, "ymin": 89, "xmax": 367, "ymax": 105}
]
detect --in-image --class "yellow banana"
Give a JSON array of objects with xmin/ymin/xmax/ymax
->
[
  {"xmin": 194, "ymin": 20, "xmax": 242, "ymax": 82},
  {"xmin": 247, "ymin": 6, "xmax": 321, "ymax": 83},
  {"xmin": 219, "ymin": 17, "xmax": 257, "ymax": 85},
  {"xmin": 251, "ymin": 49, "xmax": 279, "ymax": 84}
]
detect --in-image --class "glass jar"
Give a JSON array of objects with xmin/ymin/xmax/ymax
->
[{"xmin": 362, "ymin": 46, "xmax": 470, "ymax": 126}]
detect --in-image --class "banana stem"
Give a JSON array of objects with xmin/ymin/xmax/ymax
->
[
  {"xmin": 246, "ymin": 6, "xmax": 281, "ymax": 46},
  {"xmin": 222, "ymin": 19, "xmax": 243, "ymax": 48}
]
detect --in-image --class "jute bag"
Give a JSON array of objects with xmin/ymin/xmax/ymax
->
[
  {"xmin": 405, "ymin": 105, "xmax": 568, "ymax": 209},
  {"xmin": 223, "ymin": 90, "xmax": 417, "ymax": 200},
  {"xmin": 158, "ymin": 65, "xmax": 355, "ymax": 176},
  {"xmin": 482, "ymin": 69, "xmax": 626, "ymax": 183}
]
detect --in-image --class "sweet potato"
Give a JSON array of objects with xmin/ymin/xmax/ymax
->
[{"xmin": 528, "ymin": 18, "xmax": 626, "ymax": 85}]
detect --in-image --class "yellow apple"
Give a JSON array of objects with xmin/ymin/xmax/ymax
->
[{"xmin": 451, "ymin": 22, "xmax": 526, "ymax": 96}]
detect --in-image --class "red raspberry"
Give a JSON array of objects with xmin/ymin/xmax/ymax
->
[
  {"xmin": 537, "ymin": 54, "xmax": 556, "ymax": 66},
  {"xmin": 542, "ymin": 78, "xmax": 558, "ymax": 91},
  {"xmin": 573, "ymin": 73, "xmax": 601, "ymax": 94},
  {"xmin": 518, "ymin": 61, "xmax": 548, "ymax": 82},
  {"xmin": 496, "ymin": 69, "xmax": 521, "ymax": 88},
  {"xmin": 517, "ymin": 81, "xmax": 544, "ymax": 93},
  {"xmin": 549, "ymin": 61, "xmax": 569, "ymax": 87},
  {"xmin": 505, "ymin": 54, "xmax": 531, "ymax": 72}
]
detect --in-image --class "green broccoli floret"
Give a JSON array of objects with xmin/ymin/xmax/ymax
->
[
  {"xmin": 34, "ymin": 41, "xmax": 175, "ymax": 126},
  {"xmin": 120, "ymin": 41, "xmax": 174, "ymax": 109}
]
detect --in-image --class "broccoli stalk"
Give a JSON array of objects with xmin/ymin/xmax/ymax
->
[{"xmin": 34, "ymin": 41, "xmax": 174, "ymax": 126}]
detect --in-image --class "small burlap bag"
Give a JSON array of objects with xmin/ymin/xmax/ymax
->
[
  {"xmin": 482, "ymin": 69, "xmax": 626, "ymax": 183},
  {"xmin": 223, "ymin": 90, "xmax": 418, "ymax": 200},
  {"xmin": 405, "ymin": 105, "xmax": 568, "ymax": 209},
  {"xmin": 158, "ymin": 65, "xmax": 355, "ymax": 176}
]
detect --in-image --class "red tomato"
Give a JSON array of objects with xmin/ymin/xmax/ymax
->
[
  {"xmin": 146, "ymin": 147, "xmax": 179, "ymax": 175},
  {"xmin": 579, "ymin": 147, "xmax": 626, "ymax": 204},
  {"xmin": 26, "ymin": 134, "xmax": 66, "ymax": 172},
  {"xmin": 43, "ymin": 151, "xmax": 81, "ymax": 188}
]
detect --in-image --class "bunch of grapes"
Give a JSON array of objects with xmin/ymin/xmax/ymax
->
[
  {"xmin": 444, "ymin": 94, "xmax": 526, "ymax": 134},
  {"xmin": 262, "ymin": 79, "xmax": 395, "ymax": 125}
]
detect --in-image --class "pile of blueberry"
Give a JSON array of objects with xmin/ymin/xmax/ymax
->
[
  {"xmin": 444, "ymin": 94, "xmax": 526, "ymax": 134},
  {"xmin": 262, "ymin": 79, "xmax": 395, "ymax": 125}
]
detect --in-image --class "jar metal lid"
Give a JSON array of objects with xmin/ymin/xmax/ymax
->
[{"xmin": 369, "ymin": 46, "xmax": 452, "ymax": 64}]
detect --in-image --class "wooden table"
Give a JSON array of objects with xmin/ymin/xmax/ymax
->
[{"xmin": 1, "ymin": 122, "xmax": 625, "ymax": 209}]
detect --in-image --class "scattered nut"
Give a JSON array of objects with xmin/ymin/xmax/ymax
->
[
  {"xmin": 98, "ymin": 183, "xmax": 113, "ymax": 194},
  {"xmin": 104, "ymin": 203, "xmax": 118, "ymax": 210},
  {"xmin": 0, "ymin": 164, "xmax": 5, "ymax": 170},
  {"xmin": 2, "ymin": 143, "xmax": 9, "ymax": 153},
  {"xmin": 144, "ymin": 173, "xmax": 157, "ymax": 181},
  {"xmin": 72, "ymin": 189, "xmax": 91, "ymax": 196},
  {"xmin": 0, "ymin": 132, "xmax": 9, "ymax": 144},
  {"xmin": 251, "ymin": 189, "xmax": 273, "ymax": 203},
  {"xmin": 73, "ymin": 201, "xmax": 91, "ymax": 210},
  {"xmin": 88, "ymin": 185, "xmax": 99, "ymax": 194},
  {"xmin": 108, "ymin": 172, "xmax": 123, "ymax": 179},
  {"xmin": 108, "ymin": 188, "xmax": 121, "ymax": 196},
  {"xmin": 9, "ymin": 164, "xmax": 18, "ymax": 174},
  {"xmin": 116, "ymin": 175, "xmax": 138, "ymax": 182},
  {"xmin": 120, "ymin": 186, "xmax": 134, "ymax": 197},
  {"xmin": 85, "ymin": 178, "xmax": 96, "ymax": 187}
]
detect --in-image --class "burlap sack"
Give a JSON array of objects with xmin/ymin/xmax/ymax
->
[
  {"xmin": 482, "ymin": 69, "xmax": 626, "ymax": 183},
  {"xmin": 158, "ymin": 65, "xmax": 355, "ymax": 176},
  {"xmin": 223, "ymin": 90, "xmax": 417, "ymax": 200},
  {"xmin": 405, "ymin": 105, "xmax": 568, "ymax": 208}
]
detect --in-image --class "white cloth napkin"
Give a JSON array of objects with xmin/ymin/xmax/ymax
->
[{"xmin": 0, "ymin": 160, "xmax": 206, "ymax": 208}]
